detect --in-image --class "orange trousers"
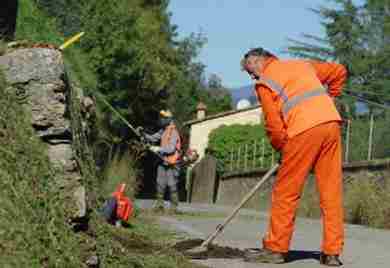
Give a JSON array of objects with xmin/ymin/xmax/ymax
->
[{"xmin": 263, "ymin": 121, "xmax": 344, "ymax": 255}]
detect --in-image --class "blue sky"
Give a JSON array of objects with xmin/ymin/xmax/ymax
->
[{"xmin": 168, "ymin": 1, "xmax": 355, "ymax": 89}]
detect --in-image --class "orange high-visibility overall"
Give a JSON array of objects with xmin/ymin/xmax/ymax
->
[{"xmin": 255, "ymin": 58, "xmax": 348, "ymax": 255}]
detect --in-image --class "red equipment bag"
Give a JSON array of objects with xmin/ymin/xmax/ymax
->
[{"xmin": 112, "ymin": 183, "xmax": 134, "ymax": 221}]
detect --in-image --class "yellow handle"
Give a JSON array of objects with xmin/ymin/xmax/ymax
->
[{"xmin": 59, "ymin": 32, "xmax": 85, "ymax": 51}]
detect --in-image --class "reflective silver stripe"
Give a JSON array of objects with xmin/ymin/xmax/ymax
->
[
  {"xmin": 282, "ymin": 87, "xmax": 327, "ymax": 116},
  {"xmin": 259, "ymin": 77, "xmax": 289, "ymax": 102}
]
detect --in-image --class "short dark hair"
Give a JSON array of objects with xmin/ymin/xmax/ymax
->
[
  {"xmin": 241, "ymin": 47, "xmax": 276, "ymax": 71},
  {"xmin": 244, "ymin": 47, "xmax": 276, "ymax": 59}
]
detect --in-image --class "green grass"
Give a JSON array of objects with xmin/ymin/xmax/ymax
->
[
  {"xmin": 0, "ymin": 40, "xmax": 7, "ymax": 56},
  {"xmin": 0, "ymin": 1, "xmax": 208, "ymax": 267},
  {"xmin": 90, "ymin": 214, "xmax": 207, "ymax": 268},
  {"xmin": 102, "ymin": 149, "xmax": 140, "ymax": 199},
  {"xmin": 296, "ymin": 175, "xmax": 390, "ymax": 229},
  {"xmin": 16, "ymin": 0, "xmax": 97, "ymax": 92},
  {"xmin": 234, "ymin": 173, "xmax": 390, "ymax": 230},
  {"xmin": 343, "ymin": 178, "xmax": 390, "ymax": 228},
  {"xmin": 0, "ymin": 55, "xmax": 204, "ymax": 268},
  {"xmin": 0, "ymin": 68, "xmax": 85, "ymax": 267},
  {"xmin": 16, "ymin": 0, "xmax": 63, "ymax": 44}
]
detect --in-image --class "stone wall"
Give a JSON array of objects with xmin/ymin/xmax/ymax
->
[
  {"xmin": 189, "ymin": 156, "xmax": 390, "ymax": 207},
  {"xmin": 0, "ymin": 48, "xmax": 93, "ymax": 220},
  {"xmin": 215, "ymin": 159, "xmax": 390, "ymax": 210}
]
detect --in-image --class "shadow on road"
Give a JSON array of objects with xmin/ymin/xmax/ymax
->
[{"xmin": 286, "ymin": 250, "xmax": 321, "ymax": 263}]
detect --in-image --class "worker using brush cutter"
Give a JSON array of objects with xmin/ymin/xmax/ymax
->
[
  {"xmin": 141, "ymin": 110, "xmax": 182, "ymax": 214},
  {"xmin": 240, "ymin": 47, "xmax": 348, "ymax": 266},
  {"xmin": 95, "ymin": 93, "xmax": 198, "ymax": 214}
]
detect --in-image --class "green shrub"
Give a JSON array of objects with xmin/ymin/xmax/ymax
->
[
  {"xmin": 207, "ymin": 124, "xmax": 277, "ymax": 173},
  {"xmin": 0, "ymin": 40, "xmax": 6, "ymax": 56},
  {"xmin": 16, "ymin": 0, "xmax": 63, "ymax": 44},
  {"xmin": 344, "ymin": 178, "xmax": 390, "ymax": 228},
  {"xmin": 16, "ymin": 0, "xmax": 97, "ymax": 92},
  {"xmin": 101, "ymin": 149, "xmax": 140, "ymax": 199},
  {"xmin": 342, "ymin": 113, "xmax": 390, "ymax": 162},
  {"xmin": 296, "ymin": 175, "xmax": 390, "ymax": 229}
]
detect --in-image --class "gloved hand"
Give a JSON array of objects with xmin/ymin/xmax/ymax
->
[
  {"xmin": 269, "ymin": 130, "xmax": 288, "ymax": 152},
  {"xmin": 136, "ymin": 126, "xmax": 147, "ymax": 144},
  {"xmin": 136, "ymin": 126, "xmax": 144, "ymax": 136},
  {"xmin": 148, "ymin": 145, "xmax": 161, "ymax": 153}
]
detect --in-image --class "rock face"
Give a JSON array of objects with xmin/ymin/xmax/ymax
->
[{"xmin": 0, "ymin": 48, "xmax": 91, "ymax": 220}]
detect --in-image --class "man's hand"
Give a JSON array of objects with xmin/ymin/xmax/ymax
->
[
  {"xmin": 149, "ymin": 145, "xmax": 161, "ymax": 153},
  {"xmin": 136, "ymin": 126, "xmax": 147, "ymax": 144},
  {"xmin": 136, "ymin": 126, "xmax": 144, "ymax": 136}
]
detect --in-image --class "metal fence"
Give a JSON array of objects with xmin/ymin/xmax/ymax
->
[
  {"xmin": 222, "ymin": 138, "xmax": 277, "ymax": 173},
  {"xmin": 220, "ymin": 112, "xmax": 390, "ymax": 174}
]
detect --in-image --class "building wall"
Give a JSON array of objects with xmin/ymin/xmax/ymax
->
[{"xmin": 189, "ymin": 107, "xmax": 262, "ymax": 161}]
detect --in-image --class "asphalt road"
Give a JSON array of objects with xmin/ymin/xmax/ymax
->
[{"xmin": 136, "ymin": 199, "xmax": 390, "ymax": 268}]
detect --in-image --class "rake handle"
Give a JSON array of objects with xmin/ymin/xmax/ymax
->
[{"xmin": 200, "ymin": 163, "xmax": 280, "ymax": 248}]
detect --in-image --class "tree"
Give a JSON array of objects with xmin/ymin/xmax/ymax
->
[
  {"xmin": 34, "ymin": 0, "xmax": 83, "ymax": 36},
  {"xmin": 0, "ymin": 0, "xmax": 18, "ymax": 41},
  {"xmin": 203, "ymin": 73, "xmax": 232, "ymax": 115},
  {"xmin": 168, "ymin": 35, "xmax": 232, "ymax": 124},
  {"xmin": 31, "ymin": 0, "xmax": 233, "ymax": 147},
  {"xmin": 79, "ymin": 1, "xmax": 180, "ymax": 129},
  {"xmin": 287, "ymin": 0, "xmax": 390, "ymax": 160},
  {"xmin": 287, "ymin": 0, "xmax": 390, "ymax": 108}
]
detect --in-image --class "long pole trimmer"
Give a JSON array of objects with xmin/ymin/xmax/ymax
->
[
  {"xmin": 186, "ymin": 163, "xmax": 280, "ymax": 258},
  {"xmin": 93, "ymin": 93, "xmax": 199, "ymax": 166},
  {"xmin": 95, "ymin": 92, "xmax": 143, "ymax": 139}
]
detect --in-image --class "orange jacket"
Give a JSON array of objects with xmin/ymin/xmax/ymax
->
[
  {"xmin": 160, "ymin": 124, "xmax": 182, "ymax": 165},
  {"xmin": 255, "ymin": 58, "xmax": 348, "ymax": 150}
]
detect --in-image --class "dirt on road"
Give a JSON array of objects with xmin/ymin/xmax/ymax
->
[{"xmin": 136, "ymin": 199, "xmax": 390, "ymax": 268}]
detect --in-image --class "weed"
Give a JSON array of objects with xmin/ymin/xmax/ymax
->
[
  {"xmin": 344, "ymin": 178, "xmax": 390, "ymax": 228},
  {"xmin": 0, "ymin": 40, "xmax": 6, "ymax": 56},
  {"xmin": 297, "ymin": 174, "xmax": 390, "ymax": 229}
]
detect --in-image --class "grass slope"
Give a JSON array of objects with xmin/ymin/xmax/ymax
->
[{"xmin": 0, "ymin": 1, "xmax": 205, "ymax": 267}]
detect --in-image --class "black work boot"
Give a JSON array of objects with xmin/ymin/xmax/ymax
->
[
  {"xmin": 244, "ymin": 248, "xmax": 286, "ymax": 264},
  {"xmin": 320, "ymin": 253, "xmax": 343, "ymax": 266}
]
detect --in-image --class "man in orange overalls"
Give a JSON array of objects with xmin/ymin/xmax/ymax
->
[{"xmin": 241, "ymin": 47, "xmax": 348, "ymax": 266}]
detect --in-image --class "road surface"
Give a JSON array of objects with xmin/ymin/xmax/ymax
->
[{"xmin": 136, "ymin": 199, "xmax": 390, "ymax": 268}]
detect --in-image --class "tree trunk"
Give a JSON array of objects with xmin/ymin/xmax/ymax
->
[{"xmin": 0, "ymin": 0, "xmax": 18, "ymax": 41}]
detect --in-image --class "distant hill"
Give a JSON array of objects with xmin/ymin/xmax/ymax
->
[{"xmin": 229, "ymin": 84, "xmax": 258, "ymax": 107}]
